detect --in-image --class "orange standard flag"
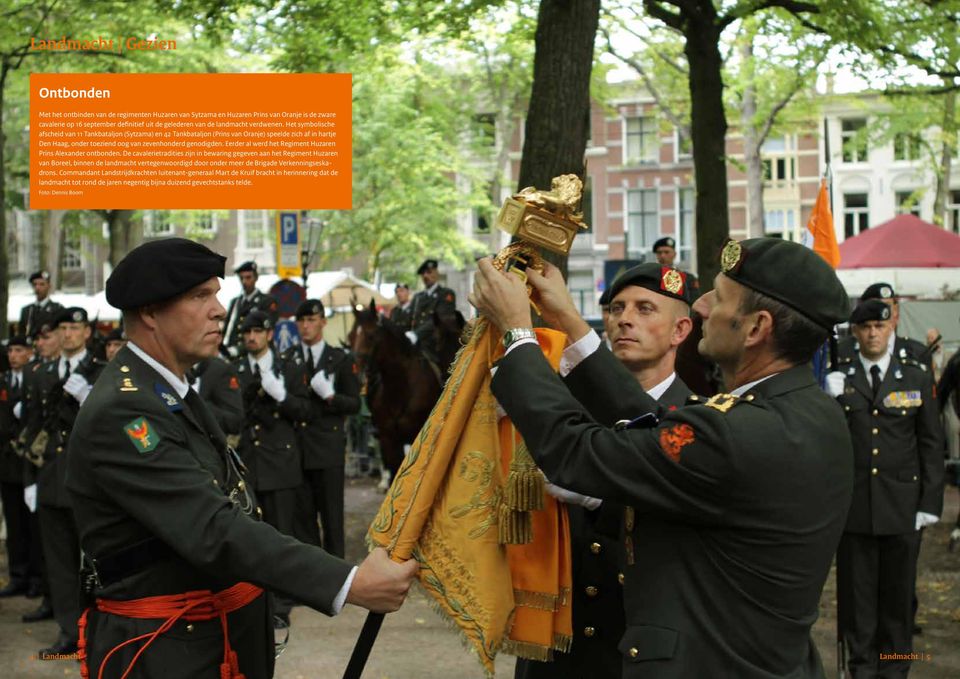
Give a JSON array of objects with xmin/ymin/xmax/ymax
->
[{"xmin": 805, "ymin": 177, "xmax": 841, "ymax": 268}]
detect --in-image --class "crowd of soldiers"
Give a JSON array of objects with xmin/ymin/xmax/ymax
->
[{"xmin": 1, "ymin": 237, "xmax": 959, "ymax": 678}]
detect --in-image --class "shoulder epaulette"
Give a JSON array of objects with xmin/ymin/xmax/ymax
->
[{"xmin": 899, "ymin": 357, "xmax": 927, "ymax": 372}]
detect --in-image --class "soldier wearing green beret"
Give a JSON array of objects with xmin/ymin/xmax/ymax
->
[
  {"xmin": 472, "ymin": 237, "xmax": 853, "ymax": 679},
  {"xmin": 66, "ymin": 238, "xmax": 416, "ymax": 679},
  {"xmin": 826, "ymin": 299, "xmax": 944, "ymax": 678}
]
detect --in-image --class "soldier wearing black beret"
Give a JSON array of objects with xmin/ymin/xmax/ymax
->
[
  {"xmin": 826, "ymin": 298, "xmax": 944, "ymax": 677},
  {"xmin": 103, "ymin": 327, "xmax": 126, "ymax": 362},
  {"xmin": 406, "ymin": 259, "xmax": 458, "ymax": 363},
  {"xmin": 836, "ymin": 282, "xmax": 932, "ymax": 372},
  {"xmin": 20, "ymin": 304, "xmax": 105, "ymax": 655},
  {"xmin": 66, "ymin": 238, "xmax": 415, "ymax": 679},
  {"xmin": 472, "ymin": 237, "xmax": 853, "ymax": 678},
  {"xmin": 18, "ymin": 270, "xmax": 64, "ymax": 341},
  {"xmin": 221, "ymin": 260, "xmax": 278, "ymax": 358}
]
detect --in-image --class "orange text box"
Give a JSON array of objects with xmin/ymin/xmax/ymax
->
[{"xmin": 30, "ymin": 73, "xmax": 351, "ymax": 209}]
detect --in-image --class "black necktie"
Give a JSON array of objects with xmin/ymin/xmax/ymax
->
[
  {"xmin": 870, "ymin": 364, "xmax": 882, "ymax": 400},
  {"xmin": 64, "ymin": 360, "xmax": 72, "ymax": 379}
]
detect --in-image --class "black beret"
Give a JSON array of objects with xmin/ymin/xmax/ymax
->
[
  {"xmin": 295, "ymin": 299, "xmax": 325, "ymax": 319},
  {"xmin": 861, "ymin": 282, "xmax": 896, "ymax": 301},
  {"xmin": 241, "ymin": 310, "xmax": 273, "ymax": 332},
  {"xmin": 850, "ymin": 299, "xmax": 892, "ymax": 325},
  {"xmin": 653, "ymin": 237, "xmax": 676, "ymax": 251},
  {"xmin": 105, "ymin": 327, "xmax": 125, "ymax": 343},
  {"xmin": 106, "ymin": 238, "xmax": 226, "ymax": 310},
  {"xmin": 608, "ymin": 263, "xmax": 693, "ymax": 305},
  {"xmin": 28, "ymin": 270, "xmax": 51, "ymax": 283},
  {"xmin": 417, "ymin": 259, "xmax": 439, "ymax": 275},
  {"xmin": 395, "ymin": 283, "xmax": 410, "ymax": 291},
  {"xmin": 7, "ymin": 335, "xmax": 29, "ymax": 348},
  {"xmin": 234, "ymin": 260, "xmax": 258, "ymax": 274},
  {"xmin": 598, "ymin": 287, "xmax": 613, "ymax": 307},
  {"xmin": 56, "ymin": 307, "xmax": 89, "ymax": 325},
  {"xmin": 719, "ymin": 238, "xmax": 849, "ymax": 331}
]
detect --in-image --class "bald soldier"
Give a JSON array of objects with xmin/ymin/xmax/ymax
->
[
  {"xmin": 66, "ymin": 239, "xmax": 416, "ymax": 679},
  {"xmin": 471, "ymin": 238, "xmax": 853, "ymax": 678}
]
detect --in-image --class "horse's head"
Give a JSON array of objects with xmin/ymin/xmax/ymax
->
[{"xmin": 350, "ymin": 299, "xmax": 380, "ymax": 368}]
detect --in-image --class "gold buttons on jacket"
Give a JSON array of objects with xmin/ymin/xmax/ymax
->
[
  {"xmin": 872, "ymin": 428, "xmax": 879, "ymax": 435},
  {"xmin": 254, "ymin": 424, "xmax": 261, "ymax": 431},
  {"xmin": 186, "ymin": 624, "xmax": 194, "ymax": 632},
  {"xmin": 872, "ymin": 449, "xmax": 879, "ymax": 456},
  {"xmin": 871, "ymin": 468, "xmax": 878, "ymax": 475},
  {"xmin": 872, "ymin": 409, "xmax": 879, "ymax": 416},
  {"xmin": 583, "ymin": 626, "xmax": 595, "ymax": 637},
  {"xmin": 618, "ymin": 573, "xmax": 625, "ymax": 585},
  {"xmin": 585, "ymin": 586, "xmax": 598, "ymax": 597},
  {"xmin": 590, "ymin": 542, "xmax": 601, "ymax": 554},
  {"xmin": 629, "ymin": 647, "xmax": 639, "ymax": 658}
]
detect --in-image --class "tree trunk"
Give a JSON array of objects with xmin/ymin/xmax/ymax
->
[
  {"xmin": 934, "ymin": 86, "xmax": 956, "ymax": 228},
  {"xmin": 740, "ymin": 39, "xmax": 764, "ymax": 239},
  {"xmin": 105, "ymin": 209, "xmax": 138, "ymax": 267},
  {"xmin": 685, "ymin": 18, "xmax": 729, "ymax": 290},
  {"xmin": 517, "ymin": 0, "xmax": 600, "ymax": 274},
  {"xmin": 0, "ymin": 64, "xmax": 9, "ymax": 337}
]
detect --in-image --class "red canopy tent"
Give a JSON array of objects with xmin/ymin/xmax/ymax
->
[{"xmin": 838, "ymin": 214, "xmax": 960, "ymax": 268}]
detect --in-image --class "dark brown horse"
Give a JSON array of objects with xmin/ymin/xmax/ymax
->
[{"xmin": 350, "ymin": 300, "xmax": 463, "ymax": 483}]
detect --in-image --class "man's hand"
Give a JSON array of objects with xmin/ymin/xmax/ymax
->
[
  {"xmin": 310, "ymin": 371, "xmax": 335, "ymax": 400},
  {"xmin": 259, "ymin": 369, "xmax": 287, "ymax": 403},
  {"xmin": 346, "ymin": 547, "xmax": 419, "ymax": 613},
  {"xmin": 526, "ymin": 263, "xmax": 591, "ymax": 342},
  {"xmin": 469, "ymin": 257, "xmax": 532, "ymax": 334},
  {"xmin": 64, "ymin": 373, "xmax": 92, "ymax": 403},
  {"xmin": 825, "ymin": 371, "xmax": 846, "ymax": 398}
]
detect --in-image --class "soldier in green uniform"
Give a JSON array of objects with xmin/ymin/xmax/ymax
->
[
  {"xmin": 192, "ymin": 355, "xmax": 244, "ymax": 444},
  {"xmin": 103, "ymin": 326, "xmax": 126, "ymax": 362},
  {"xmin": 471, "ymin": 237, "xmax": 853, "ymax": 679},
  {"xmin": 66, "ymin": 238, "xmax": 416, "ymax": 679},
  {"xmin": 23, "ymin": 307, "xmax": 106, "ymax": 655},
  {"xmin": 405, "ymin": 259, "xmax": 458, "ymax": 360},
  {"xmin": 222, "ymin": 261, "xmax": 279, "ymax": 357},
  {"xmin": 827, "ymin": 299, "xmax": 944, "ymax": 678},
  {"xmin": 284, "ymin": 299, "xmax": 361, "ymax": 558},
  {"xmin": 18, "ymin": 271, "xmax": 64, "ymax": 341},
  {"xmin": 515, "ymin": 262, "xmax": 695, "ymax": 679},
  {"xmin": 389, "ymin": 283, "xmax": 413, "ymax": 328}
]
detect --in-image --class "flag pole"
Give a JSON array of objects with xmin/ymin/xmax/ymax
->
[{"xmin": 342, "ymin": 612, "xmax": 386, "ymax": 679}]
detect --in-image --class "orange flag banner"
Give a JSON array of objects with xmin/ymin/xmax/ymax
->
[
  {"xmin": 805, "ymin": 178, "xmax": 841, "ymax": 269},
  {"xmin": 367, "ymin": 319, "xmax": 572, "ymax": 676}
]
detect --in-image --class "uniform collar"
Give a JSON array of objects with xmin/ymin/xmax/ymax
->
[
  {"xmin": 305, "ymin": 339, "xmax": 326, "ymax": 364},
  {"xmin": 425, "ymin": 282, "xmax": 439, "ymax": 296},
  {"xmin": 859, "ymin": 352, "xmax": 891, "ymax": 381},
  {"xmin": 646, "ymin": 372, "xmax": 676, "ymax": 401},
  {"xmin": 242, "ymin": 289, "xmax": 259, "ymax": 303},
  {"xmin": 731, "ymin": 373, "xmax": 778, "ymax": 397},
  {"xmin": 249, "ymin": 349, "xmax": 274, "ymax": 373},
  {"xmin": 126, "ymin": 341, "xmax": 190, "ymax": 398}
]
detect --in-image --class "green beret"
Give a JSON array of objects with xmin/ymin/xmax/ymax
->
[
  {"xmin": 295, "ymin": 299, "xmax": 325, "ymax": 319},
  {"xmin": 241, "ymin": 310, "xmax": 273, "ymax": 332},
  {"xmin": 719, "ymin": 238, "xmax": 849, "ymax": 330},
  {"xmin": 608, "ymin": 263, "xmax": 693, "ymax": 305},
  {"xmin": 56, "ymin": 307, "xmax": 89, "ymax": 325},
  {"xmin": 850, "ymin": 299, "xmax": 892, "ymax": 325},
  {"xmin": 106, "ymin": 238, "xmax": 226, "ymax": 310}
]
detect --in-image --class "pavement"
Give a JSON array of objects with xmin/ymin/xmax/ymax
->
[{"xmin": 1, "ymin": 478, "xmax": 959, "ymax": 678}]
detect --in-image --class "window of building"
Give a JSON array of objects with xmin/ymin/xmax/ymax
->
[
  {"xmin": 893, "ymin": 133, "xmax": 922, "ymax": 161},
  {"xmin": 761, "ymin": 136, "xmax": 796, "ymax": 187},
  {"xmin": 675, "ymin": 128, "xmax": 692, "ymax": 160},
  {"xmin": 62, "ymin": 227, "xmax": 83, "ymax": 271},
  {"xmin": 841, "ymin": 119, "xmax": 868, "ymax": 163},
  {"xmin": 568, "ymin": 270, "xmax": 596, "ymax": 317},
  {"xmin": 948, "ymin": 189, "xmax": 960, "ymax": 234},
  {"xmin": 678, "ymin": 188, "xmax": 694, "ymax": 264},
  {"xmin": 843, "ymin": 193, "xmax": 869, "ymax": 238},
  {"xmin": 192, "ymin": 211, "xmax": 218, "ymax": 234},
  {"xmin": 241, "ymin": 210, "xmax": 268, "ymax": 250},
  {"xmin": 895, "ymin": 190, "xmax": 921, "ymax": 217},
  {"xmin": 144, "ymin": 210, "xmax": 174, "ymax": 237},
  {"xmin": 763, "ymin": 208, "xmax": 797, "ymax": 239},
  {"xmin": 626, "ymin": 189, "xmax": 658, "ymax": 259},
  {"xmin": 625, "ymin": 116, "xmax": 658, "ymax": 164},
  {"xmin": 472, "ymin": 113, "xmax": 496, "ymax": 148}
]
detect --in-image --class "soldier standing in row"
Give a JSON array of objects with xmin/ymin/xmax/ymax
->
[
  {"xmin": 838, "ymin": 283, "xmax": 932, "ymax": 371},
  {"xmin": 221, "ymin": 261, "xmax": 278, "ymax": 357},
  {"xmin": 24, "ymin": 308, "xmax": 106, "ymax": 655},
  {"xmin": 286, "ymin": 299, "xmax": 360, "ymax": 558},
  {"xmin": 0, "ymin": 336, "xmax": 43, "ymax": 599},
  {"xmin": 651, "ymin": 237, "xmax": 699, "ymax": 298},
  {"xmin": 829, "ymin": 299, "xmax": 944, "ymax": 678},
  {"xmin": 103, "ymin": 326, "xmax": 127, "ymax": 362},
  {"xmin": 18, "ymin": 271, "xmax": 64, "ymax": 341}
]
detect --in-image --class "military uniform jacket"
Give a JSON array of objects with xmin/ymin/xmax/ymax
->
[
  {"xmin": 196, "ymin": 357, "xmax": 244, "ymax": 439},
  {"xmin": 837, "ymin": 334, "xmax": 933, "ymax": 373},
  {"xmin": 233, "ymin": 350, "xmax": 311, "ymax": 492},
  {"xmin": 0, "ymin": 370, "xmax": 27, "ymax": 484},
  {"xmin": 409, "ymin": 285, "xmax": 456, "ymax": 342},
  {"xmin": 18, "ymin": 299, "xmax": 64, "ymax": 339},
  {"xmin": 65, "ymin": 346, "xmax": 354, "ymax": 679},
  {"xmin": 836, "ymin": 355, "xmax": 944, "ymax": 536},
  {"xmin": 283, "ymin": 344, "xmax": 360, "ymax": 470},
  {"xmin": 24, "ymin": 353, "xmax": 105, "ymax": 508},
  {"xmin": 223, "ymin": 291, "xmax": 278, "ymax": 350},
  {"xmin": 493, "ymin": 344, "xmax": 853, "ymax": 679},
  {"xmin": 389, "ymin": 302, "xmax": 413, "ymax": 329}
]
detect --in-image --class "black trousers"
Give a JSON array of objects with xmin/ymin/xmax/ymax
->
[
  {"xmin": 37, "ymin": 504, "xmax": 80, "ymax": 641},
  {"xmin": 838, "ymin": 531, "xmax": 920, "ymax": 679},
  {"xmin": 302, "ymin": 467, "xmax": 345, "ymax": 558},
  {"xmin": 1, "ymin": 480, "xmax": 42, "ymax": 585}
]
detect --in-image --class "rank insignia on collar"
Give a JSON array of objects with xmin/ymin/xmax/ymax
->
[
  {"xmin": 153, "ymin": 383, "xmax": 182, "ymax": 411},
  {"xmin": 124, "ymin": 417, "xmax": 159, "ymax": 453},
  {"xmin": 659, "ymin": 423, "xmax": 695, "ymax": 462}
]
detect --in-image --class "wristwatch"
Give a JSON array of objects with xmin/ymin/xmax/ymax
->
[{"xmin": 502, "ymin": 327, "xmax": 536, "ymax": 349}]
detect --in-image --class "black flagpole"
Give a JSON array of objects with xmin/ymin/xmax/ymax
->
[{"xmin": 342, "ymin": 612, "xmax": 385, "ymax": 679}]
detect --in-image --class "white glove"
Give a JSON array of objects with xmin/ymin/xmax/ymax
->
[
  {"xmin": 915, "ymin": 512, "xmax": 939, "ymax": 530},
  {"xmin": 259, "ymin": 369, "xmax": 287, "ymax": 403},
  {"xmin": 545, "ymin": 482, "xmax": 602, "ymax": 510},
  {"xmin": 64, "ymin": 373, "xmax": 92, "ymax": 403},
  {"xmin": 13, "ymin": 401, "xmax": 23, "ymax": 420},
  {"xmin": 226, "ymin": 345, "xmax": 240, "ymax": 358},
  {"xmin": 405, "ymin": 330, "xmax": 418, "ymax": 345},
  {"xmin": 310, "ymin": 371, "xmax": 335, "ymax": 400},
  {"xmin": 23, "ymin": 484, "xmax": 37, "ymax": 513},
  {"xmin": 825, "ymin": 371, "xmax": 846, "ymax": 398}
]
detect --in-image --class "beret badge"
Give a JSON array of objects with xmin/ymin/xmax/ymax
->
[
  {"xmin": 661, "ymin": 268, "xmax": 684, "ymax": 295},
  {"xmin": 720, "ymin": 240, "xmax": 743, "ymax": 273}
]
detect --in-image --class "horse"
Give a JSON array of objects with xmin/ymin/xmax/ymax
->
[{"xmin": 350, "ymin": 300, "xmax": 463, "ymax": 486}]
